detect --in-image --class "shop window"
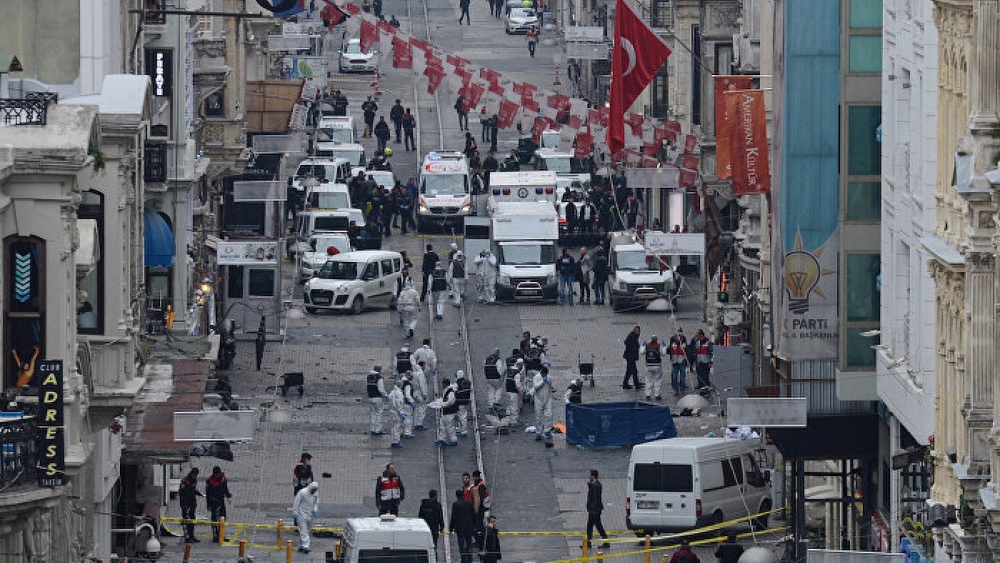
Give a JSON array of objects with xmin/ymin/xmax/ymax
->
[
  {"xmin": 846, "ymin": 182, "xmax": 881, "ymax": 222},
  {"xmin": 845, "ymin": 327, "xmax": 877, "ymax": 368},
  {"xmin": 227, "ymin": 265, "xmax": 245, "ymax": 299},
  {"xmin": 848, "ymin": 106, "xmax": 882, "ymax": 176},
  {"xmin": 248, "ymin": 269, "xmax": 275, "ymax": 297},
  {"xmin": 4, "ymin": 237, "xmax": 45, "ymax": 389},
  {"xmin": 849, "ymin": 35, "xmax": 882, "ymax": 73},
  {"xmin": 846, "ymin": 253, "xmax": 880, "ymax": 322},
  {"xmin": 147, "ymin": 270, "xmax": 171, "ymax": 311},
  {"xmin": 77, "ymin": 191, "xmax": 104, "ymax": 333},
  {"xmin": 650, "ymin": 67, "xmax": 670, "ymax": 119}
]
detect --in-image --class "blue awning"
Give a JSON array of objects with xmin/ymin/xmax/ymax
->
[{"xmin": 144, "ymin": 212, "xmax": 175, "ymax": 268}]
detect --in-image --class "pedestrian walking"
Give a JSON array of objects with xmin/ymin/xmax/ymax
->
[
  {"xmin": 362, "ymin": 95, "xmax": 378, "ymax": 138},
  {"xmin": 374, "ymin": 116, "xmax": 391, "ymax": 154},
  {"xmin": 504, "ymin": 354, "xmax": 524, "ymax": 425},
  {"xmin": 577, "ymin": 246, "xmax": 592, "ymax": 304},
  {"xmin": 402, "ymin": 109, "xmax": 417, "ymax": 151},
  {"xmin": 556, "ymin": 248, "xmax": 576, "ymax": 305},
  {"xmin": 254, "ymin": 317, "xmax": 266, "ymax": 370},
  {"xmin": 483, "ymin": 151, "xmax": 499, "ymax": 189},
  {"xmin": 413, "ymin": 339, "xmax": 439, "ymax": 396},
  {"xmin": 480, "ymin": 107, "xmax": 491, "ymax": 142},
  {"xmin": 531, "ymin": 366, "xmax": 554, "ymax": 441},
  {"xmin": 472, "ymin": 470, "xmax": 492, "ymax": 549},
  {"xmin": 585, "ymin": 469, "xmax": 610, "ymax": 548},
  {"xmin": 390, "ymin": 99, "xmax": 405, "ymax": 143},
  {"xmin": 332, "ymin": 90, "xmax": 349, "ymax": 116},
  {"xmin": 205, "ymin": 466, "xmax": 232, "ymax": 543},
  {"xmin": 421, "ymin": 244, "xmax": 440, "ymax": 302},
  {"xmin": 463, "ymin": 131, "xmax": 479, "ymax": 159},
  {"xmin": 376, "ymin": 463, "xmax": 405, "ymax": 514},
  {"xmin": 179, "ymin": 468, "xmax": 203, "ymax": 543},
  {"xmin": 449, "ymin": 251, "xmax": 467, "ymax": 306},
  {"xmin": 690, "ymin": 329, "xmax": 714, "ymax": 389},
  {"xmin": 493, "ymin": 0, "xmax": 503, "ymax": 17},
  {"xmin": 641, "ymin": 335, "xmax": 665, "ymax": 400},
  {"xmin": 592, "ymin": 248, "xmax": 609, "ymax": 304},
  {"xmin": 458, "ymin": 0, "xmax": 471, "ymax": 24},
  {"xmin": 401, "ymin": 372, "xmax": 417, "ymax": 438},
  {"xmin": 482, "ymin": 515, "xmax": 502, "ymax": 563},
  {"xmin": 292, "ymin": 482, "xmax": 320, "ymax": 553},
  {"xmin": 387, "ymin": 379, "xmax": 406, "ymax": 448},
  {"xmin": 450, "ymin": 489, "xmax": 477, "ymax": 563},
  {"xmin": 527, "ymin": 26, "xmax": 538, "ymax": 57},
  {"xmin": 398, "ymin": 279, "xmax": 420, "ymax": 339},
  {"xmin": 474, "ymin": 250, "xmax": 498, "ymax": 304},
  {"xmin": 461, "ymin": 472, "xmax": 482, "ymax": 544},
  {"xmin": 419, "ymin": 490, "xmax": 446, "ymax": 549},
  {"xmin": 367, "ymin": 366, "xmax": 388, "ymax": 435},
  {"xmin": 716, "ymin": 533, "xmax": 745, "ymax": 563},
  {"xmin": 489, "ymin": 115, "xmax": 499, "ymax": 152},
  {"xmin": 431, "ymin": 262, "xmax": 449, "ymax": 320},
  {"xmin": 484, "ymin": 347, "xmax": 505, "ymax": 408},
  {"xmin": 454, "ymin": 95, "xmax": 469, "ymax": 131},
  {"xmin": 372, "ymin": 0, "xmax": 383, "ymax": 17},
  {"xmin": 435, "ymin": 378, "xmax": 459, "ymax": 446},
  {"xmin": 455, "ymin": 370, "xmax": 472, "ymax": 436},
  {"xmin": 622, "ymin": 326, "xmax": 642, "ymax": 389},
  {"xmin": 668, "ymin": 336, "xmax": 689, "ymax": 395},
  {"xmin": 293, "ymin": 453, "xmax": 314, "ymax": 497},
  {"xmin": 412, "ymin": 361, "xmax": 430, "ymax": 429},
  {"xmin": 669, "ymin": 539, "xmax": 701, "ymax": 563}
]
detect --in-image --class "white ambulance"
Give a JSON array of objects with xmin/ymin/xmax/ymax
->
[{"xmin": 417, "ymin": 151, "xmax": 472, "ymax": 232}]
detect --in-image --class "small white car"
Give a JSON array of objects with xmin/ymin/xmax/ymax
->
[
  {"xmin": 339, "ymin": 38, "xmax": 378, "ymax": 73},
  {"xmin": 505, "ymin": 7, "xmax": 538, "ymax": 34},
  {"xmin": 299, "ymin": 233, "xmax": 353, "ymax": 282},
  {"xmin": 303, "ymin": 250, "xmax": 403, "ymax": 314}
]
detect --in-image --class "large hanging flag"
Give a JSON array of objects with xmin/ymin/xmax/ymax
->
[
  {"xmin": 607, "ymin": 0, "xmax": 671, "ymax": 157},
  {"xmin": 714, "ymin": 75, "xmax": 754, "ymax": 178},
  {"xmin": 725, "ymin": 89, "xmax": 771, "ymax": 195},
  {"xmin": 359, "ymin": 19, "xmax": 377, "ymax": 52},
  {"xmin": 392, "ymin": 36, "xmax": 412, "ymax": 68}
]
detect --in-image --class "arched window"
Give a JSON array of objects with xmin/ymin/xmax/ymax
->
[{"xmin": 4, "ymin": 237, "xmax": 45, "ymax": 389}]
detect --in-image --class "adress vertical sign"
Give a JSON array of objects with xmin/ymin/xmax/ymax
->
[{"xmin": 37, "ymin": 360, "xmax": 65, "ymax": 487}]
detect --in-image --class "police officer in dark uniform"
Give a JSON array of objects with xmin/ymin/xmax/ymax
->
[
  {"xmin": 396, "ymin": 345, "xmax": 413, "ymax": 379},
  {"xmin": 565, "ymin": 378, "xmax": 584, "ymax": 405},
  {"xmin": 504, "ymin": 354, "xmax": 523, "ymax": 426},
  {"xmin": 484, "ymin": 348, "xmax": 504, "ymax": 408}
]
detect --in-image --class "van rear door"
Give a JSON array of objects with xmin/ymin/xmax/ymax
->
[{"xmin": 630, "ymin": 462, "xmax": 696, "ymax": 529}]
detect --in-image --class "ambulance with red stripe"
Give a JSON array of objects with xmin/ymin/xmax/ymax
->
[{"xmin": 417, "ymin": 151, "xmax": 472, "ymax": 232}]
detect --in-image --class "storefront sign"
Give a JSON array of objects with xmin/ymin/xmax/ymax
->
[
  {"xmin": 145, "ymin": 49, "xmax": 173, "ymax": 97},
  {"xmin": 37, "ymin": 360, "xmax": 65, "ymax": 487},
  {"xmin": 217, "ymin": 242, "xmax": 279, "ymax": 265}
]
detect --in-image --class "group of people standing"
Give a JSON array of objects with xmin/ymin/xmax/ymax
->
[
  {"xmin": 623, "ymin": 325, "xmax": 715, "ymax": 397},
  {"xmin": 366, "ymin": 339, "xmax": 440, "ymax": 448},
  {"xmin": 555, "ymin": 245, "xmax": 610, "ymax": 305}
]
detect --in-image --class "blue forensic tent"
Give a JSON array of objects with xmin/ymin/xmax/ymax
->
[
  {"xmin": 144, "ymin": 212, "xmax": 175, "ymax": 268},
  {"xmin": 566, "ymin": 402, "xmax": 677, "ymax": 447}
]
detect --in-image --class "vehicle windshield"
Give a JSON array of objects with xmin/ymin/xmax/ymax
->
[
  {"xmin": 616, "ymin": 250, "xmax": 656, "ymax": 271},
  {"xmin": 317, "ymin": 128, "xmax": 353, "ymax": 143},
  {"xmin": 310, "ymin": 237, "xmax": 349, "ymax": 252},
  {"xmin": 314, "ymin": 216, "xmax": 351, "ymax": 231},
  {"xmin": 344, "ymin": 42, "xmax": 367, "ymax": 55},
  {"xmin": 320, "ymin": 147, "xmax": 364, "ymax": 166},
  {"xmin": 422, "ymin": 174, "xmax": 468, "ymax": 196},
  {"xmin": 308, "ymin": 192, "xmax": 351, "ymax": 209},
  {"xmin": 317, "ymin": 260, "xmax": 359, "ymax": 280},
  {"xmin": 498, "ymin": 243, "xmax": 555, "ymax": 265},
  {"xmin": 541, "ymin": 156, "xmax": 572, "ymax": 173},
  {"xmin": 295, "ymin": 165, "xmax": 333, "ymax": 180},
  {"xmin": 510, "ymin": 8, "xmax": 535, "ymax": 18}
]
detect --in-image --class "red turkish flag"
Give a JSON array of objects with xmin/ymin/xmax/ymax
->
[
  {"xmin": 626, "ymin": 113, "xmax": 644, "ymax": 138},
  {"xmin": 607, "ymin": 0, "xmax": 671, "ymax": 157},
  {"xmin": 521, "ymin": 91, "xmax": 539, "ymax": 112},
  {"xmin": 425, "ymin": 66, "xmax": 445, "ymax": 95},
  {"xmin": 683, "ymin": 134, "xmax": 698, "ymax": 155},
  {"xmin": 392, "ymin": 37, "xmax": 412, "ymax": 69},
  {"xmin": 360, "ymin": 20, "xmax": 377, "ymax": 53},
  {"xmin": 489, "ymin": 81, "xmax": 505, "ymax": 97},
  {"xmin": 498, "ymin": 99, "xmax": 519, "ymax": 129}
]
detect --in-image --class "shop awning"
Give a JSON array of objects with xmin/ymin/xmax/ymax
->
[
  {"xmin": 144, "ymin": 211, "xmax": 175, "ymax": 268},
  {"xmin": 75, "ymin": 219, "xmax": 100, "ymax": 277},
  {"xmin": 122, "ymin": 359, "xmax": 210, "ymax": 463}
]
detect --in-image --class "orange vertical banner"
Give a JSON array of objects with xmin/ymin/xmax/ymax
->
[
  {"xmin": 725, "ymin": 89, "xmax": 771, "ymax": 195},
  {"xmin": 714, "ymin": 76, "xmax": 753, "ymax": 179}
]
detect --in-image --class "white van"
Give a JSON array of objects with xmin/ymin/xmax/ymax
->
[
  {"xmin": 626, "ymin": 437, "xmax": 772, "ymax": 533},
  {"xmin": 338, "ymin": 515, "xmax": 436, "ymax": 563},
  {"xmin": 291, "ymin": 158, "xmax": 354, "ymax": 194},
  {"xmin": 305, "ymin": 183, "xmax": 353, "ymax": 211},
  {"xmin": 294, "ymin": 210, "xmax": 365, "ymax": 242},
  {"xmin": 303, "ymin": 250, "xmax": 403, "ymax": 314},
  {"xmin": 417, "ymin": 151, "xmax": 472, "ymax": 231},
  {"xmin": 317, "ymin": 115, "xmax": 357, "ymax": 144}
]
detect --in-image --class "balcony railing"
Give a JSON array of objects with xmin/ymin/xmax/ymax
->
[
  {"xmin": 0, "ymin": 92, "xmax": 58, "ymax": 126},
  {"xmin": 0, "ymin": 415, "xmax": 38, "ymax": 491}
]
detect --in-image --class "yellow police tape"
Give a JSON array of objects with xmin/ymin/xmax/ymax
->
[{"xmin": 160, "ymin": 506, "xmax": 789, "ymax": 554}]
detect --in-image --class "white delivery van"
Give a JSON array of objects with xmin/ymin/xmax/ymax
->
[
  {"xmin": 316, "ymin": 141, "xmax": 367, "ymax": 174},
  {"xmin": 608, "ymin": 232, "xmax": 676, "ymax": 312},
  {"xmin": 534, "ymin": 148, "xmax": 592, "ymax": 192},
  {"xmin": 317, "ymin": 115, "xmax": 357, "ymax": 144},
  {"xmin": 294, "ymin": 210, "xmax": 365, "ymax": 242},
  {"xmin": 487, "ymin": 171, "xmax": 558, "ymax": 209},
  {"xmin": 305, "ymin": 183, "xmax": 352, "ymax": 211},
  {"xmin": 338, "ymin": 515, "xmax": 436, "ymax": 563},
  {"xmin": 417, "ymin": 151, "xmax": 472, "ymax": 231},
  {"xmin": 491, "ymin": 200, "xmax": 559, "ymax": 301},
  {"xmin": 626, "ymin": 437, "xmax": 772, "ymax": 534},
  {"xmin": 291, "ymin": 158, "xmax": 354, "ymax": 195},
  {"xmin": 303, "ymin": 250, "xmax": 403, "ymax": 314},
  {"xmin": 298, "ymin": 233, "xmax": 353, "ymax": 281}
]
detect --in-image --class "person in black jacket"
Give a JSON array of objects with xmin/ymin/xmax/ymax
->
[
  {"xmin": 450, "ymin": 489, "xmax": 477, "ymax": 563},
  {"xmin": 179, "ymin": 468, "xmax": 203, "ymax": 543},
  {"xmin": 481, "ymin": 515, "xmax": 502, "ymax": 563},
  {"xmin": 622, "ymin": 326, "xmax": 642, "ymax": 389},
  {"xmin": 390, "ymin": 99, "xmax": 405, "ymax": 143},
  {"xmin": 585, "ymin": 469, "xmax": 609, "ymax": 548},
  {"xmin": 374, "ymin": 116, "xmax": 392, "ymax": 154},
  {"xmin": 421, "ymin": 244, "xmax": 439, "ymax": 302},
  {"xmin": 418, "ymin": 489, "xmax": 445, "ymax": 549},
  {"xmin": 591, "ymin": 248, "xmax": 609, "ymax": 305},
  {"xmin": 205, "ymin": 466, "xmax": 232, "ymax": 543}
]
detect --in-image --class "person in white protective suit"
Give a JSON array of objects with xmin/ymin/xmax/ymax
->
[
  {"xmin": 397, "ymin": 280, "xmax": 420, "ymax": 339},
  {"xmin": 412, "ymin": 339, "xmax": 439, "ymax": 396},
  {"xmin": 504, "ymin": 357, "xmax": 524, "ymax": 426},
  {"xmin": 400, "ymin": 371, "xmax": 417, "ymax": 438},
  {"xmin": 449, "ymin": 251, "xmax": 468, "ymax": 306},
  {"xmin": 387, "ymin": 379, "xmax": 406, "ymax": 448},
  {"xmin": 292, "ymin": 481, "xmax": 320, "ymax": 553},
  {"xmin": 484, "ymin": 347, "xmax": 505, "ymax": 408},
  {"xmin": 435, "ymin": 378, "xmax": 459, "ymax": 447},
  {"xmin": 411, "ymin": 360, "xmax": 430, "ymax": 430},
  {"xmin": 366, "ymin": 366, "xmax": 388, "ymax": 435},
  {"xmin": 474, "ymin": 250, "xmax": 498, "ymax": 304},
  {"xmin": 531, "ymin": 366, "xmax": 554, "ymax": 441}
]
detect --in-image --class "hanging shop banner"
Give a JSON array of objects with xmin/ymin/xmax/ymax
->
[
  {"xmin": 725, "ymin": 89, "xmax": 771, "ymax": 195},
  {"xmin": 714, "ymin": 76, "xmax": 753, "ymax": 179},
  {"xmin": 217, "ymin": 241, "xmax": 280, "ymax": 265}
]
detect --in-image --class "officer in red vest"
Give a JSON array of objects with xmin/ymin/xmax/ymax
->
[{"xmin": 376, "ymin": 463, "xmax": 405, "ymax": 515}]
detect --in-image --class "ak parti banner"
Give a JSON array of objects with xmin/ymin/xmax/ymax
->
[
  {"xmin": 725, "ymin": 89, "xmax": 770, "ymax": 195},
  {"xmin": 715, "ymin": 76, "xmax": 753, "ymax": 178}
]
